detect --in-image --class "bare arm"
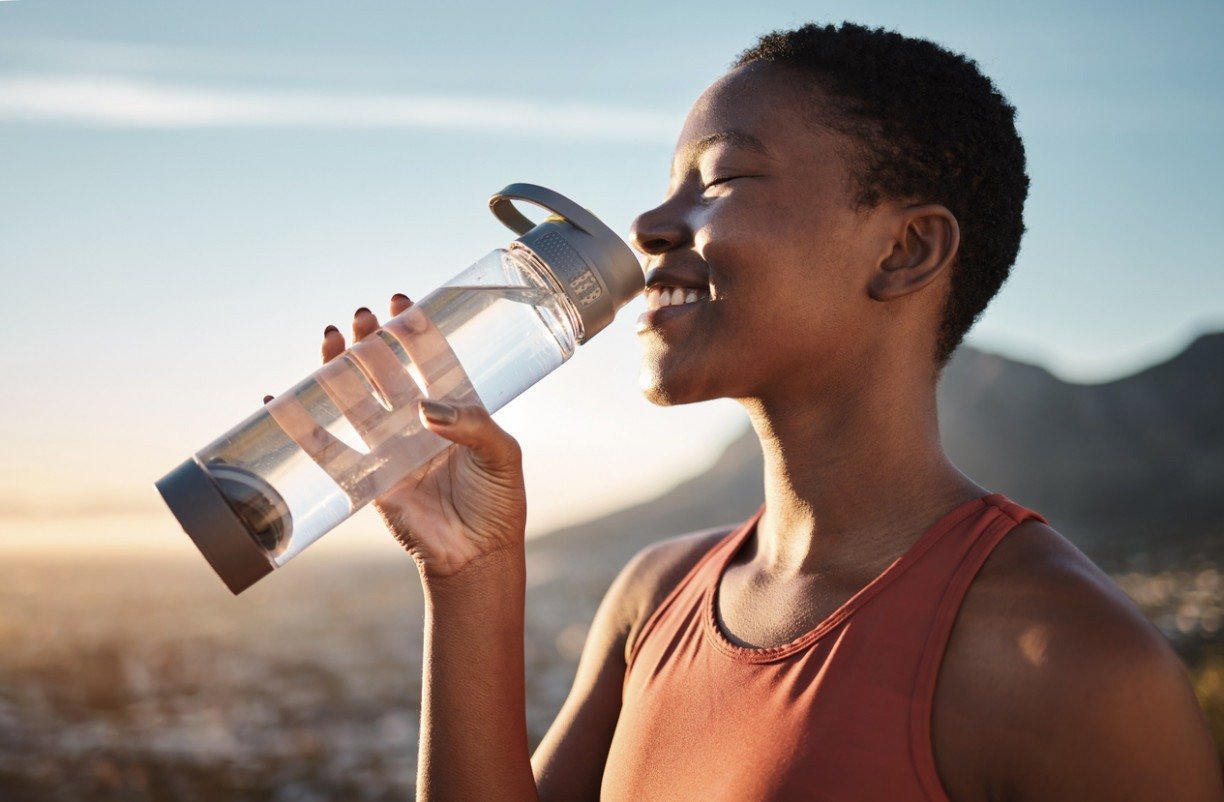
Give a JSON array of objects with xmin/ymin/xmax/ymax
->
[
  {"xmin": 1012, "ymin": 535, "xmax": 1224, "ymax": 800},
  {"xmin": 1016, "ymin": 628, "xmax": 1223, "ymax": 801},
  {"xmin": 944, "ymin": 522, "xmax": 1224, "ymax": 802},
  {"xmin": 418, "ymin": 549, "xmax": 537, "ymax": 802}
]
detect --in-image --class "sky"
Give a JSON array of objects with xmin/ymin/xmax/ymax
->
[{"xmin": 1, "ymin": 0, "xmax": 1221, "ymax": 561}]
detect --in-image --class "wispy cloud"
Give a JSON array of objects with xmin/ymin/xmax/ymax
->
[
  {"xmin": 0, "ymin": 73, "xmax": 681, "ymax": 141},
  {"xmin": 1, "ymin": 35, "xmax": 417, "ymax": 83}
]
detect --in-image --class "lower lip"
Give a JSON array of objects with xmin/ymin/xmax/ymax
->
[{"xmin": 636, "ymin": 300, "xmax": 704, "ymax": 333}]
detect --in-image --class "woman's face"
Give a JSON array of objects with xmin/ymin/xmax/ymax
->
[{"xmin": 632, "ymin": 63, "xmax": 890, "ymax": 407}]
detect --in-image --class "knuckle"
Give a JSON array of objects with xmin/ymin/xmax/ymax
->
[{"xmin": 461, "ymin": 403, "xmax": 489, "ymax": 422}]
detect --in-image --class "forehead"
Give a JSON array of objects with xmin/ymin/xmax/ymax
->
[{"xmin": 670, "ymin": 63, "xmax": 840, "ymax": 178}]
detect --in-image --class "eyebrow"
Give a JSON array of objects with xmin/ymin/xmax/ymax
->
[{"xmin": 670, "ymin": 129, "xmax": 772, "ymax": 180}]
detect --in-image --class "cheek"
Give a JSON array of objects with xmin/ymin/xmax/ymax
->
[{"xmin": 697, "ymin": 223, "xmax": 767, "ymax": 301}]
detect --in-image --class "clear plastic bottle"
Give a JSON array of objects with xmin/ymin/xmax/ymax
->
[{"xmin": 156, "ymin": 184, "xmax": 642, "ymax": 594}]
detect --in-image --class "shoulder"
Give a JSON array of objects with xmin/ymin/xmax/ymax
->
[
  {"xmin": 936, "ymin": 518, "xmax": 1222, "ymax": 800},
  {"xmin": 959, "ymin": 518, "xmax": 1163, "ymax": 667},
  {"xmin": 608, "ymin": 522, "xmax": 740, "ymax": 664},
  {"xmin": 960, "ymin": 518, "xmax": 1177, "ymax": 685}
]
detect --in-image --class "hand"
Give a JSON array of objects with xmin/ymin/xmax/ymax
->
[{"xmin": 266, "ymin": 293, "xmax": 528, "ymax": 580}]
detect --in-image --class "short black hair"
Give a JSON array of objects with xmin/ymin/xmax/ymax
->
[{"xmin": 733, "ymin": 22, "xmax": 1029, "ymax": 370}]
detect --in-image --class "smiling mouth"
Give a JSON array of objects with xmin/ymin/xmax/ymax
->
[
  {"xmin": 645, "ymin": 285, "xmax": 710, "ymax": 310},
  {"xmin": 637, "ymin": 285, "xmax": 711, "ymax": 334}
]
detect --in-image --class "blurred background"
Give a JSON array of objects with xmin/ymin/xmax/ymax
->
[{"xmin": 1, "ymin": 0, "xmax": 1221, "ymax": 798}]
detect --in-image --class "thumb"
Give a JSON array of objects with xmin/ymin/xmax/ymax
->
[{"xmin": 418, "ymin": 400, "xmax": 521, "ymax": 469}]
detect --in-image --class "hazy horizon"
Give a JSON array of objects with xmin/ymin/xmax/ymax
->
[
  {"xmin": 2, "ymin": 0, "xmax": 1221, "ymax": 554},
  {"xmin": 1, "ymin": 327, "xmax": 1219, "ymax": 562}
]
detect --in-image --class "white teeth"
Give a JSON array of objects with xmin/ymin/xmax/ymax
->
[{"xmin": 646, "ymin": 285, "xmax": 708, "ymax": 310}]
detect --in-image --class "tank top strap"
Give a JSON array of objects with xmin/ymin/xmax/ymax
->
[
  {"xmin": 625, "ymin": 507, "xmax": 765, "ymax": 675},
  {"xmin": 982, "ymin": 492, "xmax": 1048, "ymax": 526},
  {"xmin": 908, "ymin": 492, "xmax": 1047, "ymax": 799}
]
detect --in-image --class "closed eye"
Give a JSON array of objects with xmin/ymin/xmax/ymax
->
[
  {"xmin": 700, "ymin": 175, "xmax": 761, "ymax": 196},
  {"xmin": 702, "ymin": 176, "xmax": 741, "ymax": 190}
]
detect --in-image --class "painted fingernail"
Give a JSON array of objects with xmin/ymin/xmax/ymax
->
[
  {"xmin": 355, "ymin": 307, "xmax": 371, "ymax": 317},
  {"xmin": 392, "ymin": 293, "xmax": 411, "ymax": 302},
  {"xmin": 263, "ymin": 395, "xmax": 274, "ymax": 404},
  {"xmin": 324, "ymin": 325, "xmax": 339, "ymax": 336},
  {"xmin": 420, "ymin": 400, "xmax": 458, "ymax": 425}
]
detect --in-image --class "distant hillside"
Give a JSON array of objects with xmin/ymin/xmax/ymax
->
[
  {"xmin": 529, "ymin": 332, "xmax": 1224, "ymax": 579},
  {"xmin": 938, "ymin": 331, "xmax": 1224, "ymax": 565}
]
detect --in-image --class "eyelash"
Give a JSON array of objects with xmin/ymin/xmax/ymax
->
[{"xmin": 700, "ymin": 176, "xmax": 743, "ymax": 193}]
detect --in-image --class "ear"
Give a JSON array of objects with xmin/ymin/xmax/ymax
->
[{"xmin": 867, "ymin": 204, "xmax": 960, "ymax": 302}]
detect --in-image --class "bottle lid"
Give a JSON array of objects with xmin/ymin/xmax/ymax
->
[{"xmin": 489, "ymin": 184, "xmax": 643, "ymax": 342}]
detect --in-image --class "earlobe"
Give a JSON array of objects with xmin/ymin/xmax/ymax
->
[{"xmin": 867, "ymin": 204, "xmax": 960, "ymax": 302}]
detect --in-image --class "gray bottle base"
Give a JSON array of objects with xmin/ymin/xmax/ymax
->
[{"xmin": 155, "ymin": 458, "xmax": 275, "ymax": 595}]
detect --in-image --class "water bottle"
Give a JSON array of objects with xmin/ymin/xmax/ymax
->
[{"xmin": 155, "ymin": 184, "xmax": 642, "ymax": 594}]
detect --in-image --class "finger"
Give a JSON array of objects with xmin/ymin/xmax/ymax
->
[
  {"xmin": 353, "ymin": 307, "xmax": 379, "ymax": 342},
  {"xmin": 418, "ymin": 401, "xmax": 521, "ymax": 469},
  {"xmin": 322, "ymin": 325, "xmax": 345, "ymax": 363},
  {"xmin": 390, "ymin": 293, "xmax": 412, "ymax": 317}
]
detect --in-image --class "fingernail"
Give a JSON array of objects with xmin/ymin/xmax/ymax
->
[
  {"xmin": 263, "ymin": 395, "xmax": 274, "ymax": 404},
  {"xmin": 392, "ymin": 293, "xmax": 411, "ymax": 303},
  {"xmin": 420, "ymin": 400, "xmax": 458, "ymax": 425},
  {"xmin": 354, "ymin": 307, "xmax": 371, "ymax": 317},
  {"xmin": 324, "ymin": 325, "xmax": 339, "ymax": 336}
]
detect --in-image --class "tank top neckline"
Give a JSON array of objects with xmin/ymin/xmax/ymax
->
[{"xmin": 703, "ymin": 492, "xmax": 1005, "ymax": 663}]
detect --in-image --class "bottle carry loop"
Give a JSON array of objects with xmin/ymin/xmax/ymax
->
[{"xmin": 489, "ymin": 183, "xmax": 603, "ymax": 236}]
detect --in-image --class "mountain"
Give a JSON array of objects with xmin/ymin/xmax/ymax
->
[
  {"xmin": 937, "ymin": 331, "xmax": 1224, "ymax": 565},
  {"xmin": 528, "ymin": 332, "xmax": 1224, "ymax": 580}
]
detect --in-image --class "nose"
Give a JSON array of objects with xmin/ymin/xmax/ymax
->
[{"xmin": 629, "ymin": 197, "xmax": 690, "ymax": 257}]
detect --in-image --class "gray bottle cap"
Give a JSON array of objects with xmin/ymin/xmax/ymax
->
[{"xmin": 489, "ymin": 184, "xmax": 643, "ymax": 342}]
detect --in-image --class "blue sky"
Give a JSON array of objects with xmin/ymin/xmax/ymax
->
[{"xmin": 1, "ymin": 0, "xmax": 1221, "ymax": 553}]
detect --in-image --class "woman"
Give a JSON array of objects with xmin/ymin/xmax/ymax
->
[{"xmin": 319, "ymin": 22, "xmax": 1221, "ymax": 802}]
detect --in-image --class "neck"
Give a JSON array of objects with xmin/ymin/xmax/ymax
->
[{"xmin": 739, "ymin": 354, "xmax": 986, "ymax": 578}]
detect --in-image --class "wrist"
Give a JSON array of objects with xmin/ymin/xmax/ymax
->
[{"xmin": 420, "ymin": 545, "xmax": 526, "ymax": 598}]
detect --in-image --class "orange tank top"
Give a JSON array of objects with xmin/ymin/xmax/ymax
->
[{"xmin": 601, "ymin": 493, "xmax": 1049, "ymax": 801}]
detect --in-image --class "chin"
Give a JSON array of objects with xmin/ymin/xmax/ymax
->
[
  {"xmin": 638, "ymin": 363, "xmax": 717, "ymax": 407},
  {"xmin": 641, "ymin": 384, "xmax": 679, "ymax": 407}
]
